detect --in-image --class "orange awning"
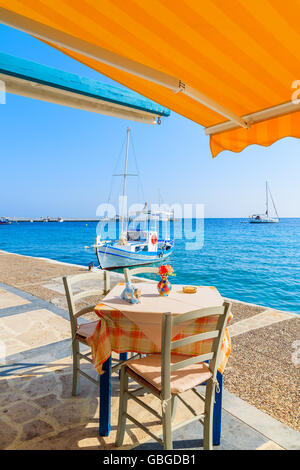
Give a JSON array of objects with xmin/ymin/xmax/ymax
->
[{"xmin": 1, "ymin": 0, "xmax": 300, "ymax": 157}]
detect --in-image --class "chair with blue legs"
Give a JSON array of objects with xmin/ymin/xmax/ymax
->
[
  {"xmin": 115, "ymin": 302, "xmax": 231, "ymax": 450},
  {"xmin": 124, "ymin": 266, "xmax": 158, "ymax": 283},
  {"xmin": 63, "ymin": 270, "xmax": 127, "ymax": 395}
]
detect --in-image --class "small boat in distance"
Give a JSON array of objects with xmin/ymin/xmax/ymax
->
[
  {"xmin": 94, "ymin": 128, "xmax": 174, "ymax": 269},
  {"xmin": 249, "ymin": 182, "xmax": 279, "ymax": 223},
  {"xmin": 0, "ymin": 217, "xmax": 11, "ymax": 225}
]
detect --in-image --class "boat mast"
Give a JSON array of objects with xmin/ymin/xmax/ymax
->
[
  {"xmin": 121, "ymin": 127, "xmax": 130, "ymax": 234},
  {"xmin": 266, "ymin": 181, "xmax": 269, "ymax": 217},
  {"xmin": 268, "ymin": 184, "xmax": 279, "ymax": 218}
]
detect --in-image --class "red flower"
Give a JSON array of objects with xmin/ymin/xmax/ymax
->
[
  {"xmin": 159, "ymin": 265, "xmax": 168, "ymax": 275},
  {"xmin": 159, "ymin": 265, "xmax": 174, "ymax": 276}
]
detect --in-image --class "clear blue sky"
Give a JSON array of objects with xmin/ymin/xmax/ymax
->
[{"xmin": 1, "ymin": 24, "xmax": 299, "ymax": 218}]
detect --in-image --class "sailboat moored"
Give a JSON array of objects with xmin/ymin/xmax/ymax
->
[{"xmin": 249, "ymin": 182, "xmax": 279, "ymax": 223}]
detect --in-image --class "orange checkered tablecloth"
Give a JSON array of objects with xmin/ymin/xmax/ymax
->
[{"xmin": 87, "ymin": 283, "xmax": 232, "ymax": 375}]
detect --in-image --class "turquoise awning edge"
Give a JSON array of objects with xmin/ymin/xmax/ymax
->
[{"xmin": 0, "ymin": 52, "xmax": 170, "ymax": 117}]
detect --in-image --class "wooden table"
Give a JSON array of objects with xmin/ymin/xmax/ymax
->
[{"xmin": 91, "ymin": 282, "xmax": 231, "ymax": 446}]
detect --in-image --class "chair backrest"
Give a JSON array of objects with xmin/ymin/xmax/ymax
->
[
  {"xmin": 124, "ymin": 266, "xmax": 159, "ymax": 283},
  {"xmin": 161, "ymin": 302, "xmax": 231, "ymax": 399},
  {"xmin": 63, "ymin": 270, "xmax": 110, "ymax": 336}
]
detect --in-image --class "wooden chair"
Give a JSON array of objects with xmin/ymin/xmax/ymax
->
[
  {"xmin": 63, "ymin": 270, "xmax": 110, "ymax": 396},
  {"xmin": 115, "ymin": 302, "xmax": 231, "ymax": 450},
  {"xmin": 123, "ymin": 266, "xmax": 158, "ymax": 283}
]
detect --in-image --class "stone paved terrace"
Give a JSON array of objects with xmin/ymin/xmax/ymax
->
[{"xmin": 0, "ymin": 250, "xmax": 299, "ymax": 450}]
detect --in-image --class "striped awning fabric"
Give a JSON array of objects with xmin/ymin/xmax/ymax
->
[{"xmin": 1, "ymin": 1, "xmax": 300, "ymax": 156}]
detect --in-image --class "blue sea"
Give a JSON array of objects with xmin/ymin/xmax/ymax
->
[{"xmin": 0, "ymin": 218, "xmax": 299, "ymax": 314}]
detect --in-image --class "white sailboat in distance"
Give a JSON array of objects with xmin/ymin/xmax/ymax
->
[{"xmin": 249, "ymin": 181, "xmax": 279, "ymax": 223}]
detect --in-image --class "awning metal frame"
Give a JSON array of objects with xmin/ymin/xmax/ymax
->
[
  {"xmin": 205, "ymin": 100, "xmax": 300, "ymax": 136},
  {"xmin": 0, "ymin": 6, "xmax": 248, "ymax": 130}
]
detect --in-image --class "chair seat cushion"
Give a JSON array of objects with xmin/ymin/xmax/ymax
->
[
  {"xmin": 76, "ymin": 321, "xmax": 99, "ymax": 342},
  {"xmin": 126, "ymin": 354, "xmax": 212, "ymax": 394}
]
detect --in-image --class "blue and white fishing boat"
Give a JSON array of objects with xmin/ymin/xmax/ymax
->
[{"xmin": 94, "ymin": 128, "xmax": 174, "ymax": 269}]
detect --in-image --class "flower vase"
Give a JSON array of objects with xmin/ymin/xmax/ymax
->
[{"xmin": 157, "ymin": 275, "xmax": 172, "ymax": 296}]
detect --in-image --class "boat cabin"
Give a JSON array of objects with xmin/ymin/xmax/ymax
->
[{"xmin": 126, "ymin": 230, "xmax": 158, "ymax": 253}]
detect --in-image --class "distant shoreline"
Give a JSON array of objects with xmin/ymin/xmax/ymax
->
[{"xmin": 3, "ymin": 217, "xmax": 300, "ymax": 222}]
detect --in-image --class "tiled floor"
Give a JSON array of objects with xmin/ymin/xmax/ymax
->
[
  {"xmin": 0, "ymin": 277, "xmax": 299, "ymax": 450},
  {"xmin": 134, "ymin": 411, "xmax": 283, "ymax": 450},
  {"xmin": 0, "ymin": 288, "xmax": 30, "ymax": 308}
]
